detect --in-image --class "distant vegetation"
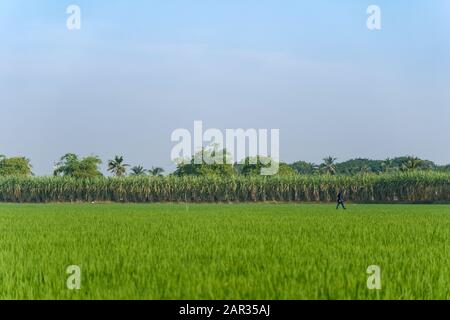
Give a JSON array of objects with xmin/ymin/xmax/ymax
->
[
  {"xmin": 1, "ymin": 152, "xmax": 449, "ymax": 204},
  {"xmin": 0, "ymin": 151, "xmax": 448, "ymax": 178},
  {"xmin": 0, "ymin": 171, "xmax": 449, "ymax": 203},
  {"xmin": 291, "ymin": 156, "xmax": 448, "ymax": 176}
]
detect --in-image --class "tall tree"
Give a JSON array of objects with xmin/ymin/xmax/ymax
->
[
  {"xmin": 238, "ymin": 156, "xmax": 295, "ymax": 176},
  {"xmin": 148, "ymin": 167, "xmax": 165, "ymax": 177},
  {"xmin": 320, "ymin": 156, "xmax": 337, "ymax": 175},
  {"xmin": 290, "ymin": 161, "xmax": 319, "ymax": 175},
  {"xmin": 336, "ymin": 158, "xmax": 383, "ymax": 175},
  {"xmin": 401, "ymin": 156, "xmax": 424, "ymax": 171},
  {"xmin": 108, "ymin": 155, "xmax": 129, "ymax": 177},
  {"xmin": 174, "ymin": 148, "xmax": 234, "ymax": 177},
  {"xmin": 0, "ymin": 157, "xmax": 33, "ymax": 176},
  {"xmin": 53, "ymin": 153, "xmax": 102, "ymax": 178},
  {"xmin": 130, "ymin": 165, "xmax": 147, "ymax": 176},
  {"xmin": 381, "ymin": 158, "xmax": 396, "ymax": 173}
]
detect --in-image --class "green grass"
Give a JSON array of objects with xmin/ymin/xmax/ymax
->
[{"xmin": 0, "ymin": 204, "xmax": 449, "ymax": 300}]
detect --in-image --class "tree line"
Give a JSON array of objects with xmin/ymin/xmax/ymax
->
[
  {"xmin": 1, "ymin": 152, "xmax": 449, "ymax": 178},
  {"xmin": 52, "ymin": 154, "xmax": 165, "ymax": 178}
]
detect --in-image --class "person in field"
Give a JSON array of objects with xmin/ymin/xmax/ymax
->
[{"xmin": 336, "ymin": 191, "xmax": 346, "ymax": 210}]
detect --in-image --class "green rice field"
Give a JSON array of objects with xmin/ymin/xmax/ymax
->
[{"xmin": 0, "ymin": 204, "xmax": 449, "ymax": 300}]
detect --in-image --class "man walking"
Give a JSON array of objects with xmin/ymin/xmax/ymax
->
[{"xmin": 336, "ymin": 191, "xmax": 346, "ymax": 210}]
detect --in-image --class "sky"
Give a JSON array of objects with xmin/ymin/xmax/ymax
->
[{"xmin": 0, "ymin": 0, "xmax": 449, "ymax": 175}]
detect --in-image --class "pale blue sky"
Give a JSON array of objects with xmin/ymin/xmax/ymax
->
[{"xmin": 1, "ymin": 0, "xmax": 449, "ymax": 175}]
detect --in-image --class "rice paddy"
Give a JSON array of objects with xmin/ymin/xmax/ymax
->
[{"xmin": 0, "ymin": 203, "xmax": 449, "ymax": 300}]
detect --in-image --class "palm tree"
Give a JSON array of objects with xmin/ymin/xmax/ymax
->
[
  {"xmin": 107, "ymin": 155, "xmax": 130, "ymax": 177},
  {"xmin": 320, "ymin": 156, "xmax": 337, "ymax": 175},
  {"xmin": 381, "ymin": 158, "xmax": 395, "ymax": 172},
  {"xmin": 130, "ymin": 165, "xmax": 147, "ymax": 176},
  {"xmin": 360, "ymin": 165, "xmax": 372, "ymax": 174},
  {"xmin": 401, "ymin": 156, "xmax": 423, "ymax": 172},
  {"xmin": 148, "ymin": 167, "xmax": 165, "ymax": 177}
]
